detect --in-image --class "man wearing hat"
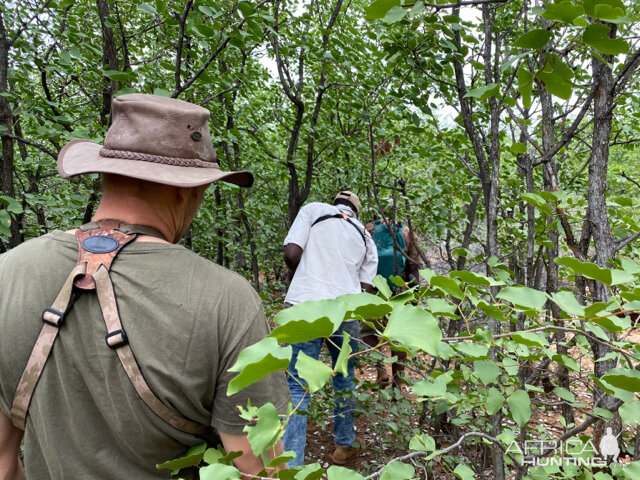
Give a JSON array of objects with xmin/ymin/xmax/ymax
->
[
  {"xmin": 282, "ymin": 191, "xmax": 378, "ymax": 466},
  {"xmin": 0, "ymin": 94, "xmax": 290, "ymax": 479}
]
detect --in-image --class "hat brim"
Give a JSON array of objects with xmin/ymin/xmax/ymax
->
[{"xmin": 58, "ymin": 139, "xmax": 254, "ymax": 188}]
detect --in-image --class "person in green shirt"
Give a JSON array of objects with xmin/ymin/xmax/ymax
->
[{"xmin": 0, "ymin": 94, "xmax": 289, "ymax": 479}]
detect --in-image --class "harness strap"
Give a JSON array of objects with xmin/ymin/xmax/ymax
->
[
  {"xmin": 11, "ymin": 263, "xmax": 87, "ymax": 429},
  {"xmin": 312, "ymin": 212, "xmax": 367, "ymax": 250},
  {"xmin": 93, "ymin": 266, "xmax": 208, "ymax": 435},
  {"xmin": 11, "ymin": 219, "xmax": 210, "ymax": 436}
]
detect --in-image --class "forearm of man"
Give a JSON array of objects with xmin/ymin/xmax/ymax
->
[
  {"xmin": 284, "ymin": 243, "xmax": 303, "ymax": 273},
  {"xmin": 360, "ymin": 282, "xmax": 375, "ymax": 294},
  {"xmin": 0, "ymin": 412, "xmax": 25, "ymax": 480},
  {"xmin": 219, "ymin": 432, "xmax": 284, "ymax": 478}
]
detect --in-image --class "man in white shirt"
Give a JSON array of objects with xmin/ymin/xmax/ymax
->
[{"xmin": 282, "ymin": 191, "xmax": 378, "ymax": 466}]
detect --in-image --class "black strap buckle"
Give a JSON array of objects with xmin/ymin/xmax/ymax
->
[
  {"xmin": 105, "ymin": 329, "xmax": 129, "ymax": 349},
  {"xmin": 42, "ymin": 308, "xmax": 65, "ymax": 328}
]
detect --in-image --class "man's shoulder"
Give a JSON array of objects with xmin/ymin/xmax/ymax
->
[{"xmin": 300, "ymin": 202, "xmax": 335, "ymax": 215}]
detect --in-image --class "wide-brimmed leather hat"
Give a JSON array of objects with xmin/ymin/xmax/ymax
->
[{"xmin": 57, "ymin": 94, "xmax": 253, "ymax": 188}]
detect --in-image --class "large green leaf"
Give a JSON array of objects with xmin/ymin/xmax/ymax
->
[
  {"xmin": 296, "ymin": 351, "xmax": 333, "ymax": 393},
  {"xmin": 333, "ymin": 331, "xmax": 352, "ymax": 378},
  {"xmin": 517, "ymin": 64, "xmax": 534, "ymax": 109},
  {"xmin": 464, "ymin": 83, "xmax": 499, "ymax": 100},
  {"xmin": 473, "ymin": 360, "xmax": 501, "ymax": 384},
  {"xmin": 620, "ymin": 401, "xmax": 640, "ymax": 426},
  {"xmin": 511, "ymin": 332, "xmax": 549, "ymax": 348},
  {"xmin": 496, "ymin": 286, "xmax": 547, "ymax": 310},
  {"xmin": 453, "ymin": 464, "xmax": 476, "ymax": 480},
  {"xmin": 409, "ymin": 433, "xmax": 436, "ymax": 452},
  {"xmin": 380, "ymin": 461, "xmax": 414, "ymax": 480},
  {"xmin": 602, "ymin": 368, "xmax": 640, "ymax": 392},
  {"xmin": 156, "ymin": 442, "xmax": 206, "ymax": 471},
  {"xmin": 430, "ymin": 275, "xmax": 464, "ymax": 300},
  {"xmin": 555, "ymin": 257, "xmax": 613, "ymax": 285},
  {"xmin": 550, "ymin": 290, "xmax": 585, "ymax": 316},
  {"xmin": 245, "ymin": 403, "xmax": 282, "ymax": 456},
  {"xmin": 583, "ymin": 23, "xmax": 630, "ymax": 55},
  {"xmin": 507, "ymin": 389, "xmax": 532, "ymax": 427},
  {"xmin": 199, "ymin": 463, "xmax": 241, "ymax": 480},
  {"xmin": 486, "ymin": 387, "xmax": 505, "ymax": 415},
  {"xmin": 583, "ymin": 0, "xmax": 625, "ymax": 17},
  {"xmin": 382, "ymin": 6, "xmax": 407, "ymax": 24},
  {"xmin": 383, "ymin": 304, "xmax": 441, "ymax": 355},
  {"xmin": 326, "ymin": 465, "xmax": 365, "ymax": 479},
  {"xmin": 364, "ymin": 0, "xmax": 400, "ymax": 21},
  {"xmin": 270, "ymin": 293, "xmax": 387, "ymax": 343},
  {"xmin": 227, "ymin": 338, "xmax": 292, "ymax": 396},
  {"xmin": 513, "ymin": 29, "xmax": 552, "ymax": 49},
  {"xmin": 542, "ymin": 1, "xmax": 585, "ymax": 22}
]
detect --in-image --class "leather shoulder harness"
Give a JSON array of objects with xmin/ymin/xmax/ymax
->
[{"xmin": 11, "ymin": 219, "xmax": 210, "ymax": 435}]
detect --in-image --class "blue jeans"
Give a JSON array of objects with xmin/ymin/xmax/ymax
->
[{"xmin": 283, "ymin": 320, "xmax": 359, "ymax": 466}]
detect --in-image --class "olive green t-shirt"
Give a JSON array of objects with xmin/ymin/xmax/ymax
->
[{"xmin": 0, "ymin": 231, "xmax": 290, "ymax": 479}]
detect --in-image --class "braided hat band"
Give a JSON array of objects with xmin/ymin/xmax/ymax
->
[{"xmin": 99, "ymin": 148, "xmax": 221, "ymax": 169}]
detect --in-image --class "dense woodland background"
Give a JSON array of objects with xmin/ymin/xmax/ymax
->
[{"xmin": 3, "ymin": 0, "xmax": 640, "ymax": 478}]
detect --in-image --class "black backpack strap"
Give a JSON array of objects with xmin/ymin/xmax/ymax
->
[{"xmin": 312, "ymin": 212, "xmax": 367, "ymax": 250}]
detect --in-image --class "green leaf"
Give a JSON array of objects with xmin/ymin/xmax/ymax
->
[
  {"xmin": 583, "ymin": 0, "xmax": 625, "ymax": 17},
  {"xmin": 513, "ymin": 29, "xmax": 552, "ymax": 49},
  {"xmin": 555, "ymin": 257, "xmax": 612, "ymax": 285},
  {"xmin": 454, "ymin": 464, "xmax": 476, "ymax": 480},
  {"xmin": 451, "ymin": 270, "xmax": 498, "ymax": 286},
  {"xmin": 496, "ymin": 286, "xmax": 548, "ymax": 310},
  {"xmin": 464, "ymin": 83, "xmax": 499, "ymax": 100},
  {"xmin": 620, "ymin": 401, "xmax": 640, "ymax": 426},
  {"xmin": 473, "ymin": 360, "xmax": 501, "ymax": 384},
  {"xmin": 555, "ymin": 387, "xmax": 575, "ymax": 403},
  {"xmin": 413, "ymin": 372, "xmax": 452, "ymax": 397},
  {"xmin": 552, "ymin": 354, "xmax": 580, "ymax": 372},
  {"xmin": 334, "ymin": 331, "xmax": 352, "ymax": 378},
  {"xmin": 537, "ymin": 70, "xmax": 572, "ymax": 99},
  {"xmin": 550, "ymin": 291, "xmax": 585, "ymax": 316},
  {"xmin": 138, "ymin": 3, "xmax": 157, "ymax": 15},
  {"xmin": 486, "ymin": 387, "xmax": 505, "ymax": 415},
  {"xmin": 227, "ymin": 337, "xmax": 292, "ymax": 396},
  {"xmin": 382, "ymin": 6, "xmax": 407, "ymax": 24},
  {"xmin": 583, "ymin": 23, "xmax": 630, "ymax": 55},
  {"xmin": 517, "ymin": 64, "xmax": 534, "ymax": 109},
  {"xmin": 453, "ymin": 342, "xmax": 489, "ymax": 359},
  {"xmin": 326, "ymin": 465, "xmax": 365, "ymax": 479},
  {"xmin": 296, "ymin": 351, "xmax": 333, "ymax": 393},
  {"xmin": 602, "ymin": 368, "xmax": 640, "ymax": 392},
  {"xmin": 245, "ymin": 403, "xmax": 282, "ymax": 456},
  {"xmin": 293, "ymin": 463, "xmax": 325, "ymax": 480},
  {"xmin": 510, "ymin": 142, "xmax": 527, "ymax": 155},
  {"xmin": 507, "ymin": 389, "xmax": 532, "ymax": 427},
  {"xmin": 102, "ymin": 70, "xmax": 136, "ymax": 81},
  {"xmin": 426, "ymin": 298, "xmax": 458, "ymax": 317},
  {"xmin": 542, "ymin": 1, "xmax": 585, "ymax": 22},
  {"xmin": 380, "ymin": 462, "xmax": 414, "ymax": 480},
  {"xmin": 364, "ymin": 0, "xmax": 400, "ymax": 21},
  {"xmin": 409, "ymin": 434, "xmax": 436, "ymax": 452},
  {"xmin": 383, "ymin": 304, "xmax": 441, "ymax": 355},
  {"xmin": 270, "ymin": 293, "xmax": 386, "ymax": 343},
  {"xmin": 156, "ymin": 442, "xmax": 206, "ymax": 471},
  {"xmin": 430, "ymin": 275, "xmax": 464, "ymax": 300},
  {"xmin": 373, "ymin": 274, "xmax": 394, "ymax": 299},
  {"xmin": 199, "ymin": 463, "xmax": 241, "ymax": 480},
  {"xmin": 511, "ymin": 332, "xmax": 549, "ymax": 348}
]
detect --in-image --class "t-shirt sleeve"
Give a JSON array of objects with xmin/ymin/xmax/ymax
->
[
  {"xmin": 210, "ymin": 299, "xmax": 290, "ymax": 435},
  {"xmin": 283, "ymin": 204, "xmax": 312, "ymax": 249},
  {"xmin": 359, "ymin": 230, "xmax": 379, "ymax": 284}
]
